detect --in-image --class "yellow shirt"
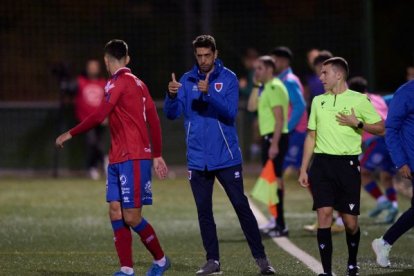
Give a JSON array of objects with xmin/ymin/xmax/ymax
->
[
  {"xmin": 258, "ymin": 78, "xmax": 289, "ymax": 136},
  {"xmin": 308, "ymin": 90, "xmax": 382, "ymax": 155}
]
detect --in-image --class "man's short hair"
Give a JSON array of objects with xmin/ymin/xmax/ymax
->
[
  {"xmin": 104, "ymin": 39, "xmax": 128, "ymax": 60},
  {"xmin": 193, "ymin": 35, "xmax": 216, "ymax": 52},
  {"xmin": 313, "ymin": 50, "xmax": 333, "ymax": 66},
  {"xmin": 270, "ymin": 46, "xmax": 293, "ymax": 61},
  {"xmin": 258, "ymin": 56, "xmax": 276, "ymax": 72},
  {"xmin": 348, "ymin": 76, "xmax": 368, "ymax": 93},
  {"xmin": 323, "ymin": 57, "xmax": 349, "ymax": 78}
]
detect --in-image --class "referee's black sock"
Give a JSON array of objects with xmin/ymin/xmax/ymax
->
[
  {"xmin": 346, "ymin": 227, "xmax": 360, "ymax": 267},
  {"xmin": 317, "ymin": 228, "xmax": 332, "ymax": 274},
  {"xmin": 276, "ymin": 188, "xmax": 285, "ymax": 229}
]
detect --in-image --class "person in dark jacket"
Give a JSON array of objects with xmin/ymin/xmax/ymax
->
[
  {"xmin": 372, "ymin": 80, "xmax": 414, "ymax": 268},
  {"xmin": 164, "ymin": 35, "xmax": 275, "ymax": 276}
]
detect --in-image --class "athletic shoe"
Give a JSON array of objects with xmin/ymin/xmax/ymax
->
[
  {"xmin": 318, "ymin": 273, "xmax": 332, "ymax": 276},
  {"xmin": 146, "ymin": 256, "xmax": 171, "ymax": 276},
  {"xmin": 196, "ymin": 259, "xmax": 222, "ymax": 275},
  {"xmin": 268, "ymin": 225, "xmax": 289, "ymax": 238},
  {"xmin": 259, "ymin": 218, "xmax": 276, "ymax": 231},
  {"xmin": 331, "ymin": 222, "xmax": 345, "ymax": 233},
  {"xmin": 346, "ymin": 265, "xmax": 360, "ymax": 276},
  {"xmin": 368, "ymin": 201, "xmax": 392, "ymax": 218},
  {"xmin": 303, "ymin": 222, "xmax": 318, "ymax": 232},
  {"xmin": 372, "ymin": 238, "xmax": 391, "ymax": 267},
  {"xmin": 256, "ymin": 258, "xmax": 276, "ymax": 275},
  {"xmin": 383, "ymin": 206, "xmax": 399, "ymax": 224},
  {"xmin": 113, "ymin": 271, "xmax": 135, "ymax": 276}
]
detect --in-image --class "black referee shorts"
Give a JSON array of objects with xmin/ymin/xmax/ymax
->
[
  {"xmin": 261, "ymin": 133, "xmax": 289, "ymax": 177},
  {"xmin": 309, "ymin": 153, "xmax": 361, "ymax": 215}
]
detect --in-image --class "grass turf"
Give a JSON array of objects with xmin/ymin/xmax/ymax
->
[{"xmin": 0, "ymin": 173, "xmax": 413, "ymax": 275}]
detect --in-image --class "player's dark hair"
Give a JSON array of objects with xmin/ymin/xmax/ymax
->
[
  {"xmin": 104, "ymin": 39, "xmax": 128, "ymax": 60},
  {"xmin": 323, "ymin": 57, "xmax": 349, "ymax": 79},
  {"xmin": 348, "ymin": 76, "xmax": 368, "ymax": 93},
  {"xmin": 270, "ymin": 46, "xmax": 293, "ymax": 61},
  {"xmin": 193, "ymin": 35, "xmax": 216, "ymax": 52},
  {"xmin": 258, "ymin": 56, "xmax": 276, "ymax": 72},
  {"xmin": 313, "ymin": 50, "xmax": 333, "ymax": 66}
]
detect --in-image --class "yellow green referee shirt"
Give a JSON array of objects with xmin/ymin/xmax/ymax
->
[
  {"xmin": 308, "ymin": 89, "xmax": 382, "ymax": 155},
  {"xmin": 258, "ymin": 77, "xmax": 289, "ymax": 136}
]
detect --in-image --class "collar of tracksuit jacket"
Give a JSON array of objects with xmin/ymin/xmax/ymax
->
[{"xmin": 187, "ymin": 59, "xmax": 224, "ymax": 83}]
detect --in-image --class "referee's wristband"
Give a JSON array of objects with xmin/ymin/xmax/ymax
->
[{"xmin": 356, "ymin": 121, "xmax": 364, "ymax": 129}]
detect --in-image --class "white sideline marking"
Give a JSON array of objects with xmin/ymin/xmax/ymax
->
[{"xmin": 248, "ymin": 197, "xmax": 325, "ymax": 275}]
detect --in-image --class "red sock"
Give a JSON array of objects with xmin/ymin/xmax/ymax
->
[
  {"xmin": 364, "ymin": 181, "xmax": 383, "ymax": 199},
  {"xmin": 386, "ymin": 187, "xmax": 397, "ymax": 203},
  {"xmin": 132, "ymin": 219, "xmax": 164, "ymax": 260},
  {"xmin": 111, "ymin": 220, "xmax": 133, "ymax": 267}
]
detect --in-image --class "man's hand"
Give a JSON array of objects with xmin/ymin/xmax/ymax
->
[
  {"xmin": 168, "ymin": 73, "xmax": 182, "ymax": 94},
  {"xmin": 298, "ymin": 169, "xmax": 309, "ymax": 187},
  {"xmin": 153, "ymin": 157, "xmax": 168, "ymax": 180},
  {"xmin": 399, "ymin": 164, "xmax": 412, "ymax": 179},
  {"xmin": 198, "ymin": 72, "xmax": 211, "ymax": 93},
  {"xmin": 55, "ymin": 131, "xmax": 72, "ymax": 148},
  {"xmin": 336, "ymin": 108, "xmax": 359, "ymax": 127},
  {"xmin": 268, "ymin": 143, "xmax": 279, "ymax": 160}
]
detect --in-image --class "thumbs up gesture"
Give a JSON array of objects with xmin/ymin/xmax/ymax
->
[
  {"xmin": 198, "ymin": 72, "xmax": 211, "ymax": 93},
  {"xmin": 168, "ymin": 73, "xmax": 182, "ymax": 94}
]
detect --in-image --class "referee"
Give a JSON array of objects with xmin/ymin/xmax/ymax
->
[{"xmin": 298, "ymin": 57, "xmax": 384, "ymax": 276}]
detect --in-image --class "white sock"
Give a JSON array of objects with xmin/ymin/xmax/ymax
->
[
  {"xmin": 335, "ymin": 216, "xmax": 344, "ymax": 226},
  {"xmin": 154, "ymin": 256, "xmax": 166, "ymax": 266},
  {"xmin": 377, "ymin": 195, "xmax": 388, "ymax": 204},
  {"xmin": 120, "ymin": 266, "xmax": 134, "ymax": 275}
]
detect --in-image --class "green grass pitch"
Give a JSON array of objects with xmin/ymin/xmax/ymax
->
[{"xmin": 1, "ymin": 174, "xmax": 414, "ymax": 275}]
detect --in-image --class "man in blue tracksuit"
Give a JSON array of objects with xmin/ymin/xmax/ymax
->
[
  {"xmin": 372, "ymin": 80, "xmax": 414, "ymax": 268},
  {"xmin": 164, "ymin": 35, "xmax": 275, "ymax": 276}
]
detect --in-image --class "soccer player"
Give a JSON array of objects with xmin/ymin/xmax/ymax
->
[
  {"xmin": 164, "ymin": 35, "xmax": 275, "ymax": 275},
  {"xmin": 348, "ymin": 77, "xmax": 398, "ymax": 224},
  {"xmin": 271, "ymin": 47, "xmax": 307, "ymax": 174},
  {"xmin": 372, "ymin": 80, "xmax": 414, "ymax": 268},
  {"xmin": 248, "ymin": 56, "xmax": 290, "ymax": 237},
  {"xmin": 56, "ymin": 39, "xmax": 170, "ymax": 276},
  {"xmin": 298, "ymin": 57, "xmax": 384, "ymax": 276},
  {"xmin": 74, "ymin": 59, "xmax": 107, "ymax": 180}
]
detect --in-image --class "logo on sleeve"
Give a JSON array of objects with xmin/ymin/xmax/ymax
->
[
  {"xmin": 214, "ymin": 83, "xmax": 223, "ymax": 92},
  {"xmin": 104, "ymin": 82, "xmax": 115, "ymax": 93}
]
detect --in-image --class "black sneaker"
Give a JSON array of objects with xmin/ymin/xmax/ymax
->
[
  {"xmin": 347, "ymin": 265, "xmax": 360, "ymax": 276},
  {"xmin": 268, "ymin": 225, "xmax": 289, "ymax": 238},
  {"xmin": 196, "ymin": 259, "xmax": 222, "ymax": 275},
  {"xmin": 318, "ymin": 274, "xmax": 332, "ymax": 276},
  {"xmin": 256, "ymin": 258, "xmax": 276, "ymax": 275}
]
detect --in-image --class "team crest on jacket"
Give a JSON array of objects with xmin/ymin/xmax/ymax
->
[{"xmin": 214, "ymin": 82, "xmax": 223, "ymax": 92}]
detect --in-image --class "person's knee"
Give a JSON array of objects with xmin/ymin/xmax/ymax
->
[
  {"xmin": 342, "ymin": 215, "xmax": 359, "ymax": 234},
  {"xmin": 317, "ymin": 208, "xmax": 333, "ymax": 227},
  {"xmin": 344, "ymin": 221, "xmax": 359, "ymax": 234},
  {"xmin": 109, "ymin": 202, "xmax": 122, "ymax": 220},
  {"xmin": 123, "ymin": 209, "xmax": 142, "ymax": 227}
]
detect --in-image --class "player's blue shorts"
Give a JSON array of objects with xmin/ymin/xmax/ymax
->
[
  {"xmin": 360, "ymin": 137, "xmax": 396, "ymax": 175},
  {"xmin": 283, "ymin": 130, "xmax": 306, "ymax": 170},
  {"xmin": 106, "ymin": 159, "xmax": 152, "ymax": 208}
]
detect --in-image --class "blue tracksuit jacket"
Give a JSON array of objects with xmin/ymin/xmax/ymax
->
[
  {"xmin": 385, "ymin": 80, "xmax": 414, "ymax": 171},
  {"xmin": 164, "ymin": 59, "xmax": 242, "ymax": 171}
]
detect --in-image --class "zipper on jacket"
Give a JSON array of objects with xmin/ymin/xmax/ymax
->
[
  {"xmin": 186, "ymin": 122, "xmax": 191, "ymax": 145},
  {"xmin": 217, "ymin": 121, "xmax": 234, "ymax": 159}
]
